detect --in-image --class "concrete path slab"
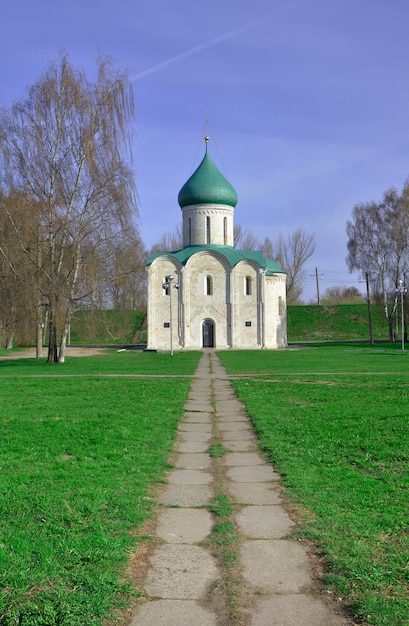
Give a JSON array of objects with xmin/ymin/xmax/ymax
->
[
  {"xmin": 218, "ymin": 421, "xmax": 252, "ymax": 432},
  {"xmin": 173, "ymin": 452, "xmax": 211, "ymax": 470},
  {"xmin": 216, "ymin": 402, "xmax": 245, "ymax": 412},
  {"xmin": 179, "ymin": 430, "xmax": 212, "ymax": 443},
  {"xmin": 183, "ymin": 411, "xmax": 213, "ymax": 422},
  {"xmin": 220, "ymin": 429, "xmax": 256, "ymax": 442},
  {"xmin": 184, "ymin": 401, "xmax": 213, "ymax": 412},
  {"xmin": 130, "ymin": 600, "xmax": 218, "ymax": 626},
  {"xmin": 223, "ymin": 439, "xmax": 256, "ymax": 452},
  {"xmin": 176, "ymin": 440, "xmax": 210, "ymax": 453},
  {"xmin": 216, "ymin": 413, "xmax": 248, "ymax": 421},
  {"xmin": 248, "ymin": 595, "xmax": 351, "ymax": 626},
  {"xmin": 157, "ymin": 484, "xmax": 214, "ymax": 507},
  {"xmin": 228, "ymin": 481, "xmax": 283, "ymax": 504},
  {"xmin": 144, "ymin": 544, "xmax": 220, "ymax": 598},
  {"xmin": 226, "ymin": 464, "xmax": 281, "ymax": 482},
  {"xmin": 128, "ymin": 352, "xmax": 354, "ymax": 626},
  {"xmin": 178, "ymin": 422, "xmax": 212, "ymax": 432},
  {"xmin": 240, "ymin": 539, "xmax": 312, "ymax": 593},
  {"xmin": 156, "ymin": 508, "xmax": 213, "ymax": 543},
  {"xmin": 224, "ymin": 451, "xmax": 264, "ymax": 466},
  {"xmin": 167, "ymin": 468, "xmax": 213, "ymax": 485},
  {"xmin": 236, "ymin": 505, "xmax": 295, "ymax": 538}
]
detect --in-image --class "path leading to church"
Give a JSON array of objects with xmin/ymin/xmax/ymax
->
[{"xmin": 128, "ymin": 352, "xmax": 353, "ymax": 626}]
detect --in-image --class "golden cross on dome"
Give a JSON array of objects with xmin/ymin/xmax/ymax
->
[{"xmin": 205, "ymin": 109, "xmax": 210, "ymax": 144}]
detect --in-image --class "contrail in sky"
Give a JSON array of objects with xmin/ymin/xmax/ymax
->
[
  {"xmin": 128, "ymin": 1, "xmax": 307, "ymax": 83},
  {"xmin": 129, "ymin": 15, "xmax": 267, "ymax": 83}
]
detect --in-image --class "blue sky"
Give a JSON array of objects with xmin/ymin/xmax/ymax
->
[{"xmin": 2, "ymin": 0, "xmax": 409, "ymax": 301}]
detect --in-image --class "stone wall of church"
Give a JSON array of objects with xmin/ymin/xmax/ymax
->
[
  {"xmin": 146, "ymin": 258, "xmax": 182, "ymax": 352},
  {"xmin": 264, "ymin": 274, "xmax": 287, "ymax": 348},
  {"xmin": 231, "ymin": 262, "xmax": 261, "ymax": 348},
  {"xmin": 182, "ymin": 204, "xmax": 234, "ymax": 246},
  {"xmin": 182, "ymin": 252, "xmax": 231, "ymax": 349},
  {"xmin": 147, "ymin": 253, "xmax": 287, "ymax": 351}
]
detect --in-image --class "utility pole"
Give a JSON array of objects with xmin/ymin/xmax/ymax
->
[
  {"xmin": 365, "ymin": 272, "xmax": 374, "ymax": 345},
  {"xmin": 315, "ymin": 267, "xmax": 321, "ymax": 305}
]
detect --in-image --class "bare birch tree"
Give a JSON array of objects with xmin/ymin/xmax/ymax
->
[
  {"xmin": 234, "ymin": 224, "xmax": 260, "ymax": 250},
  {"xmin": 262, "ymin": 228, "xmax": 316, "ymax": 304},
  {"xmin": 346, "ymin": 184, "xmax": 409, "ymax": 340},
  {"xmin": 235, "ymin": 225, "xmax": 316, "ymax": 303},
  {"xmin": 148, "ymin": 222, "xmax": 183, "ymax": 254},
  {"xmin": 0, "ymin": 54, "xmax": 138, "ymax": 362}
]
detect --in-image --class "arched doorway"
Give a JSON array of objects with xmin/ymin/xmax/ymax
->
[{"xmin": 202, "ymin": 319, "xmax": 215, "ymax": 348}]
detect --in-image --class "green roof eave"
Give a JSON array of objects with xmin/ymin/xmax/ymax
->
[{"xmin": 147, "ymin": 245, "xmax": 285, "ymax": 274}]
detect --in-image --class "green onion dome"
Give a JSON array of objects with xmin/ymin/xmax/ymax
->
[{"xmin": 178, "ymin": 140, "xmax": 238, "ymax": 209}]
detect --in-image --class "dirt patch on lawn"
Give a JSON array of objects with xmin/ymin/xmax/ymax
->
[{"xmin": 0, "ymin": 346, "xmax": 107, "ymax": 360}]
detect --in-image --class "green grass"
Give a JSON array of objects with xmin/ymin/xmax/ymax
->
[
  {"xmin": 2, "ymin": 344, "xmax": 408, "ymax": 625},
  {"xmin": 218, "ymin": 345, "xmax": 409, "ymax": 626},
  {"xmin": 219, "ymin": 342, "xmax": 409, "ymax": 375},
  {"xmin": 0, "ymin": 349, "xmax": 200, "ymax": 377},
  {"xmin": 209, "ymin": 493, "xmax": 233, "ymax": 518},
  {"xmin": 0, "ymin": 347, "xmax": 27, "ymax": 357},
  {"xmin": 69, "ymin": 310, "xmax": 146, "ymax": 345},
  {"xmin": 206, "ymin": 493, "xmax": 239, "ymax": 617},
  {"xmin": 287, "ymin": 304, "xmax": 387, "ymax": 342},
  {"xmin": 208, "ymin": 442, "xmax": 226, "ymax": 458},
  {"xmin": 0, "ymin": 352, "xmax": 200, "ymax": 625}
]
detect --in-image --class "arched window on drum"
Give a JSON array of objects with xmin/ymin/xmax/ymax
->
[{"xmin": 206, "ymin": 275, "xmax": 213, "ymax": 296}]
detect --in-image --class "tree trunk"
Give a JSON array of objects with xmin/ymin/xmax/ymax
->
[
  {"xmin": 58, "ymin": 339, "xmax": 66, "ymax": 363},
  {"xmin": 58, "ymin": 318, "xmax": 71, "ymax": 363},
  {"xmin": 36, "ymin": 322, "xmax": 43, "ymax": 359},
  {"xmin": 47, "ymin": 316, "xmax": 58, "ymax": 363},
  {"xmin": 383, "ymin": 290, "xmax": 398, "ymax": 342},
  {"xmin": 6, "ymin": 332, "xmax": 14, "ymax": 350},
  {"xmin": 388, "ymin": 317, "xmax": 394, "ymax": 343}
]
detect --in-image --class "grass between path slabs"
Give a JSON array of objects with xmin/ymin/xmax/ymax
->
[
  {"xmin": 207, "ymin": 493, "xmax": 240, "ymax": 617},
  {"xmin": 208, "ymin": 441, "xmax": 227, "ymax": 459},
  {"xmin": 207, "ymin": 396, "xmax": 242, "ymax": 624},
  {"xmin": 218, "ymin": 345, "xmax": 409, "ymax": 626},
  {"xmin": 0, "ymin": 351, "xmax": 200, "ymax": 625}
]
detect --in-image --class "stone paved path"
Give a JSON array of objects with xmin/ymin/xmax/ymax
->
[{"xmin": 129, "ymin": 352, "xmax": 352, "ymax": 625}]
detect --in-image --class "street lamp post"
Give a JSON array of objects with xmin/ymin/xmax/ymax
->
[
  {"xmin": 396, "ymin": 280, "xmax": 407, "ymax": 351},
  {"xmin": 162, "ymin": 274, "xmax": 179, "ymax": 356}
]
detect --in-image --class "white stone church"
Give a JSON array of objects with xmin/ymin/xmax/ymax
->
[{"xmin": 146, "ymin": 138, "xmax": 287, "ymax": 351}]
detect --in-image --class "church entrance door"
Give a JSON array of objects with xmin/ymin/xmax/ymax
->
[{"xmin": 202, "ymin": 319, "xmax": 215, "ymax": 348}]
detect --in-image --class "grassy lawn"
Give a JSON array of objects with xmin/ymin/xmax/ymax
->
[
  {"xmin": 0, "ymin": 349, "xmax": 200, "ymax": 376},
  {"xmin": 0, "ymin": 351, "xmax": 200, "ymax": 625},
  {"xmin": 1, "ymin": 345, "xmax": 407, "ymax": 625},
  {"xmin": 218, "ymin": 345, "xmax": 409, "ymax": 626},
  {"xmin": 287, "ymin": 304, "xmax": 386, "ymax": 342}
]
